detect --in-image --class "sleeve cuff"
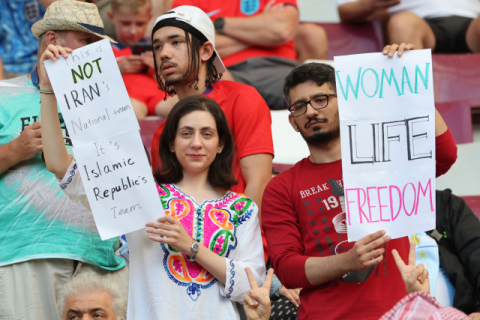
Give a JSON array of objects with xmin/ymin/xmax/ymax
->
[{"xmin": 278, "ymin": 255, "xmax": 313, "ymax": 289}]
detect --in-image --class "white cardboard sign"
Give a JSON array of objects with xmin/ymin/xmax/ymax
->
[
  {"xmin": 334, "ymin": 50, "xmax": 436, "ymax": 241},
  {"xmin": 45, "ymin": 39, "xmax": 163, "ymax": 240},
  {"xmin": 44, "ymin": 38, "xmax": 139, "ymax": 146}
]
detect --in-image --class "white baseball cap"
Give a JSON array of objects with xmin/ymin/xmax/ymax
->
[{"xmin": 153, "ymin": 6, "xmax": 226, "ymax": 74}]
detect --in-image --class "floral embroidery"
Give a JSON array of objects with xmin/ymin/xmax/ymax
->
[{"xmin": 157, "ymin": 183, "xmax": 253, "ymax": 301}]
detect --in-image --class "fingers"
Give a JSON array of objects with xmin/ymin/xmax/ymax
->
[
  {"xmin": 146, "ymin": 227, "xmax": 174, "ymax": 238},
  {"xmin": 245, "ymin": 267, "xmax": 259, "ymax": 290},
  {"xmin": 416, "ymin": 264, "xmax": 429, "ymax": 284},
  {"xmin": 262, "ymin": 268, "xmax": 274, "ymax": 291},
  {"xmin": 364, "ymin": 246, "xmax": 385, "ymax": 261},
  {"xmin": 392, "ymin": 249, "xmax": 406, "ymax": 271},
  {"xmin": 383, "ymin": 43, "xmax": 415, "ymax": 57},
  {"xmin": 249, "ymin": 289, "xmax": 270, "ymax": 307},
  {"xmin": 358, "ymin": 230, "xmax": 386, "ymax": 246},
  {"xmin": 407, "ymin": 242, "xmax": 416, "ymax": 266},
  {"xmin": 364, "ymin": 234, "xmax": 391, "ymax": 252},
  {"xmin": 243, "ymin": 291, "xmax": 258, "ymax": 306},
  {"xmin": 43, "ymin": 44, "xmax": 72, "ymax": 61},
  {"xmin": 30, "ymin": 121, "xmax": 42, "ymax": 130}
]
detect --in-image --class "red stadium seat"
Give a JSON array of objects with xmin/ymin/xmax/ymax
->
[
  {"xmin": 316, "ymin": 21, "xmax": 384, "ymax": 60},
  {"xmin": 460, "ymin": 195, "xmax": 480, "ymax": 220},
  {"xmin": 432, "ymin": 54, "xmax": 480, "ymax": 108},
  {"xmin": 139, "ymin": 117, "xmax": 165, "ymax": 156},
  {"xmin": 435, "ymin": 100, "xmax": 473, "ymax": 144}
]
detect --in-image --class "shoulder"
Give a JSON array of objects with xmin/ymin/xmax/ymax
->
[
  {"xmin": 265, "ymin": 160, "xmax": 307, "ymax": 195},
  {"xmin": 0, "ymin": 75, "xmax": 33, "ymax": 90}
]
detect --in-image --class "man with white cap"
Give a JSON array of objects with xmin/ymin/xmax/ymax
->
[
  {"xmin": 0, "ymin": 1, "xmax": 127, "ymax": 319},
  {"xmin": 150, "ymin": 5, "xmax": 274, "ymax": 236}
]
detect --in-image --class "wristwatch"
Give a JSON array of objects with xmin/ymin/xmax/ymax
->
[
  {"xmin": 186, "ymin": 238, "xmax": 200, "ymax": 262},
  {"xmin": 214, "ymin": 17, "xmax": 225, "ymax": 34}
]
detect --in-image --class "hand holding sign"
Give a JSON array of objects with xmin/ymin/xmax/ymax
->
[
  {"xmin": 392, "ymin": 242, "xmax": 430, "ymax": 294},
  {"xmin": 347, "ymin": 230, "xmax": 391, "ymax": 271}
]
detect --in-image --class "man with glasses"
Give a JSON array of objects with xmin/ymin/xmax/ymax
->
[{"xmin": 261, "ymin": 44, "xmax": 458, "ymax": 319}]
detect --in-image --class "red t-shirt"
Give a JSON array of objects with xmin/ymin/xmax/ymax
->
[
  {"xmin": 171, "ymin": 0, "xmax": 298, "ymax": 67},
  {"xmin": 262, "ymin": 130, "xmax": 457, "ymax": 320},
  {"xmin": 112, "ymin": 44, "xmax": 166, "ymax": 115},
  {"xmin": 151, "ymin": 80, "xmax": 274, "ymax": 193}
]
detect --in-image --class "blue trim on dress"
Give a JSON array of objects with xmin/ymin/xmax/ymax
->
[
  {"xmin": 226, "ymin": 260, "xmax": 235, "ymax": 298},
  {"xmin": 60, "ymin": 163, "xmax": 77, "ymax": 190}
]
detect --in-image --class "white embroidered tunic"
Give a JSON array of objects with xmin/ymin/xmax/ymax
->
[{"xmin": 58, "ymin": 160, "xmax": 266, "ymax": 320}]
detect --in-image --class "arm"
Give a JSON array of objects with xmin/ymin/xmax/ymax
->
[
  {"xmin": 241, "ymin": 153, "xmax": 273, "ymax": 223},
  {"xmin": 38, "ymin": 44, "xmax": 72, "ymax": 179},
  {"xmin": 338, "ymin": 0, "xmax": 399, "ymax": 23},
  {"xmin": 0, "ymin": 55, "xmax": 4, "ymax": 79},
  {"xmin": 0, "ymin": 122, "xmax": 42, "ymax": 175},
  {"xmin": 222, "ymin": 5, "xmax": 299, "ymax": 47},
  {"xmin": 262, "ymin": 179, "xmax": 391, "ymax": 288},
  {"xmin": 215, "ymin": 34, "xmax": 251, "ymax": 58}
]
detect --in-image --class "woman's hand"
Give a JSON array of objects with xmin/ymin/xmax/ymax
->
[
  {"xmin": 146, "ymin": 215, "xmax": 192, "ymax": 254},
  {"xmin": 38, "ymin": 44, "xmax": 72, "ymax": 89},
  {"xmin": 392, "ymin": 242, "xmax": 430, "ymax": 294},
  {"xmin": 244, "ymin": 268, "xmax": 273, "ymax": 320},
  {"xmin": 382, "ymin": 43, "xmax": 415, "ymax": 58}
]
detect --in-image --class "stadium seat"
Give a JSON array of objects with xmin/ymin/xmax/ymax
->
[
  {"xmin": 461, "ymin": 195, "xmax": 480, "ymax": 220},
  {"xmin": 139, "ymin": 117, "xmax": 165, "ymax": 156},
  {"xmin": 316, "ymin": 21, "xmax": 384, "ymax": 59},
  {"xmin": 435, "ymin": 100, "xmax": 473, "ymax": 144},
  {"xmin": 432, "ymin": 54, "xmax": 480, "ymax": 108}
]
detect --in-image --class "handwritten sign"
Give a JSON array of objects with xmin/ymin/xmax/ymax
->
[
  {"xmin": 334, "ymin": 50, "xmax": 435, "ymax": 241},
  {"xmin": 44, "ymin": 39, "xmax": 139, "ymax": 145},
  {"xmin": 45, "ymin": 39, "xmax": 163, "ymax": 240}
]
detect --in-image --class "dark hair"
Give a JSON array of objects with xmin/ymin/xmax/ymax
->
[
  {"xmin": 152, "ymin": 21, "xmax": 221, "ymax": 98},
  {"xmin": 153, "ymin": 95, "xmax": 237, "ymax": 189},
  {"xmin": 283, "ymin": 63, "xmax": 336, "ymax": 104}
]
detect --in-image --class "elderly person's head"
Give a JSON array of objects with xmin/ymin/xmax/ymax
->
[
  {"xmin": 31, "ymin": 0, "xmax": 115, "ymax": 56},
  {"xmin": 57, "ymin": 269, "xmax": 127, "ymax": 320}
]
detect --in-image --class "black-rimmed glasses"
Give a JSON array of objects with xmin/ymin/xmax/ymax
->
[{"xmin": 288, "ymin": 94, "xmax": 337, "ymax": 117}]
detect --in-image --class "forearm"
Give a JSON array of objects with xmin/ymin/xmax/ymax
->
[
  {"xmin": 338, "ymin": 1, "xmax": 377, "ymax": 23},
  {"xmin": 194, "ymin": 244, "xmax": 227, "ymax": 284},
  {"xmin": 435, "ymin": 108, "xmax": 448, "ymax": 137},
  {"xmin": 0, "ymin": 142, "xmax": 22, "ymax": 174},
  {"xmin": 40, "ymin": 87, "xmax": 71, "ymax": 179},
  {"xmin": 304, "ymin": 252, "xmax": 353, "ymax": 286},
  {"xmin": 223, "ymin": 8, "xmax": 298, "ymax": 47},
  {"xmin": 215, "ymin": 34, "xmax": 251, "ymax": 58}
]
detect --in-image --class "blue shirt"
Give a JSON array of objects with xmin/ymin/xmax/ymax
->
[{"xmin": 0, "ymin": 0, "xmax": 45, "ymax": 74}]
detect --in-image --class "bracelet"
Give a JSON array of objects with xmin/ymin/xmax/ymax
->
[{"xmin": 39, "ymin": 89, "xmax": 54, "ymax": 95}]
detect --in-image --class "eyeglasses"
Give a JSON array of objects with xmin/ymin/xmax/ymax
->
[{"xmin": 288, "ymin": 94, "xmax": 337, "ymax": 117}]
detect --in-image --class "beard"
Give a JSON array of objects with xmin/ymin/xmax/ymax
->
[{"xmin": 299, "ymin": 112, "xmax": 340, "ymax": 147}]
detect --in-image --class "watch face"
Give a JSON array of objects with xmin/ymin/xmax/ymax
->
[{"xmin": 192, "ymin": 243, "xmax": 199, "ymax": 252}]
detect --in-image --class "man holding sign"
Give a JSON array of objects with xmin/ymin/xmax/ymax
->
[
  {"xmin": 0, "ymin": 1, "xmax": 127, "ymax": 319},
  {"xmin": 262, "ymin": 44, "xmax": 458, "ymax": 319}
]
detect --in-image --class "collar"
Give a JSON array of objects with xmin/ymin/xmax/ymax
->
[{"xmin": 31, "ymin": 67, "xmax": 40, "ymax": 89}]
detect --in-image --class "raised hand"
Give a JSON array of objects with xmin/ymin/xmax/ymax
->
[
  {"xmin": 244, "ymin": 268, "xmax": 274, "ymax": 320},
  {"xmin": 347, "ymin": 230, "xmax": 391, "ymax": 271},
  {"xmin": 38, "ymin": 44, "xmax": 72, "ymax": 89},
  {"xmin": 392, "ymin": 241, "xmax": 430, "ymax": 294},
  {"xmin": 382, "ymin": 43, "xmax": 415, "ymax": 57}
]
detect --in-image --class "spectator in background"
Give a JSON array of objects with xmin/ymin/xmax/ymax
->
[
  {"xmin": 0, "ymin": 2, "xmax": 127, "ymax": 319},
  {"xmin": 169, "ymin": 0, "xmax": 327, "ymax": 110},
  {"xmin": 108, "ymin": 0, "xmax": 178, "ymax": 119},
  {"xmin": 261, "ymin": 44, "xmax": 458, "ymax": 320},
  {"xmin": 337, "ymin": 0, "xmax": 480, "ymax": 53},
  {"xmin": 409, "ymin": 189, "xmax": 480, "ymax": 319},
  {"xmin": 0, "ymin": 0, "xmax": 46, "ymax": 78},
  {"xmin": 57, "ymin": 269, "xmax": 127, "ymax": 320}
]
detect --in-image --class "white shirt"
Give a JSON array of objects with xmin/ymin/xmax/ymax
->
[{"xmin": 337, "ymin": 0, "xmax": 480, "ymax": 19}]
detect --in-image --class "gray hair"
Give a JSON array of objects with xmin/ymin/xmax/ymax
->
[
  {"xmin": 37, "ymin": 31, "xmax": 68, "ymax": 56},
  {"xmin": 56, "ymin": 269, "xmax": 127, "ymax": 319}
]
